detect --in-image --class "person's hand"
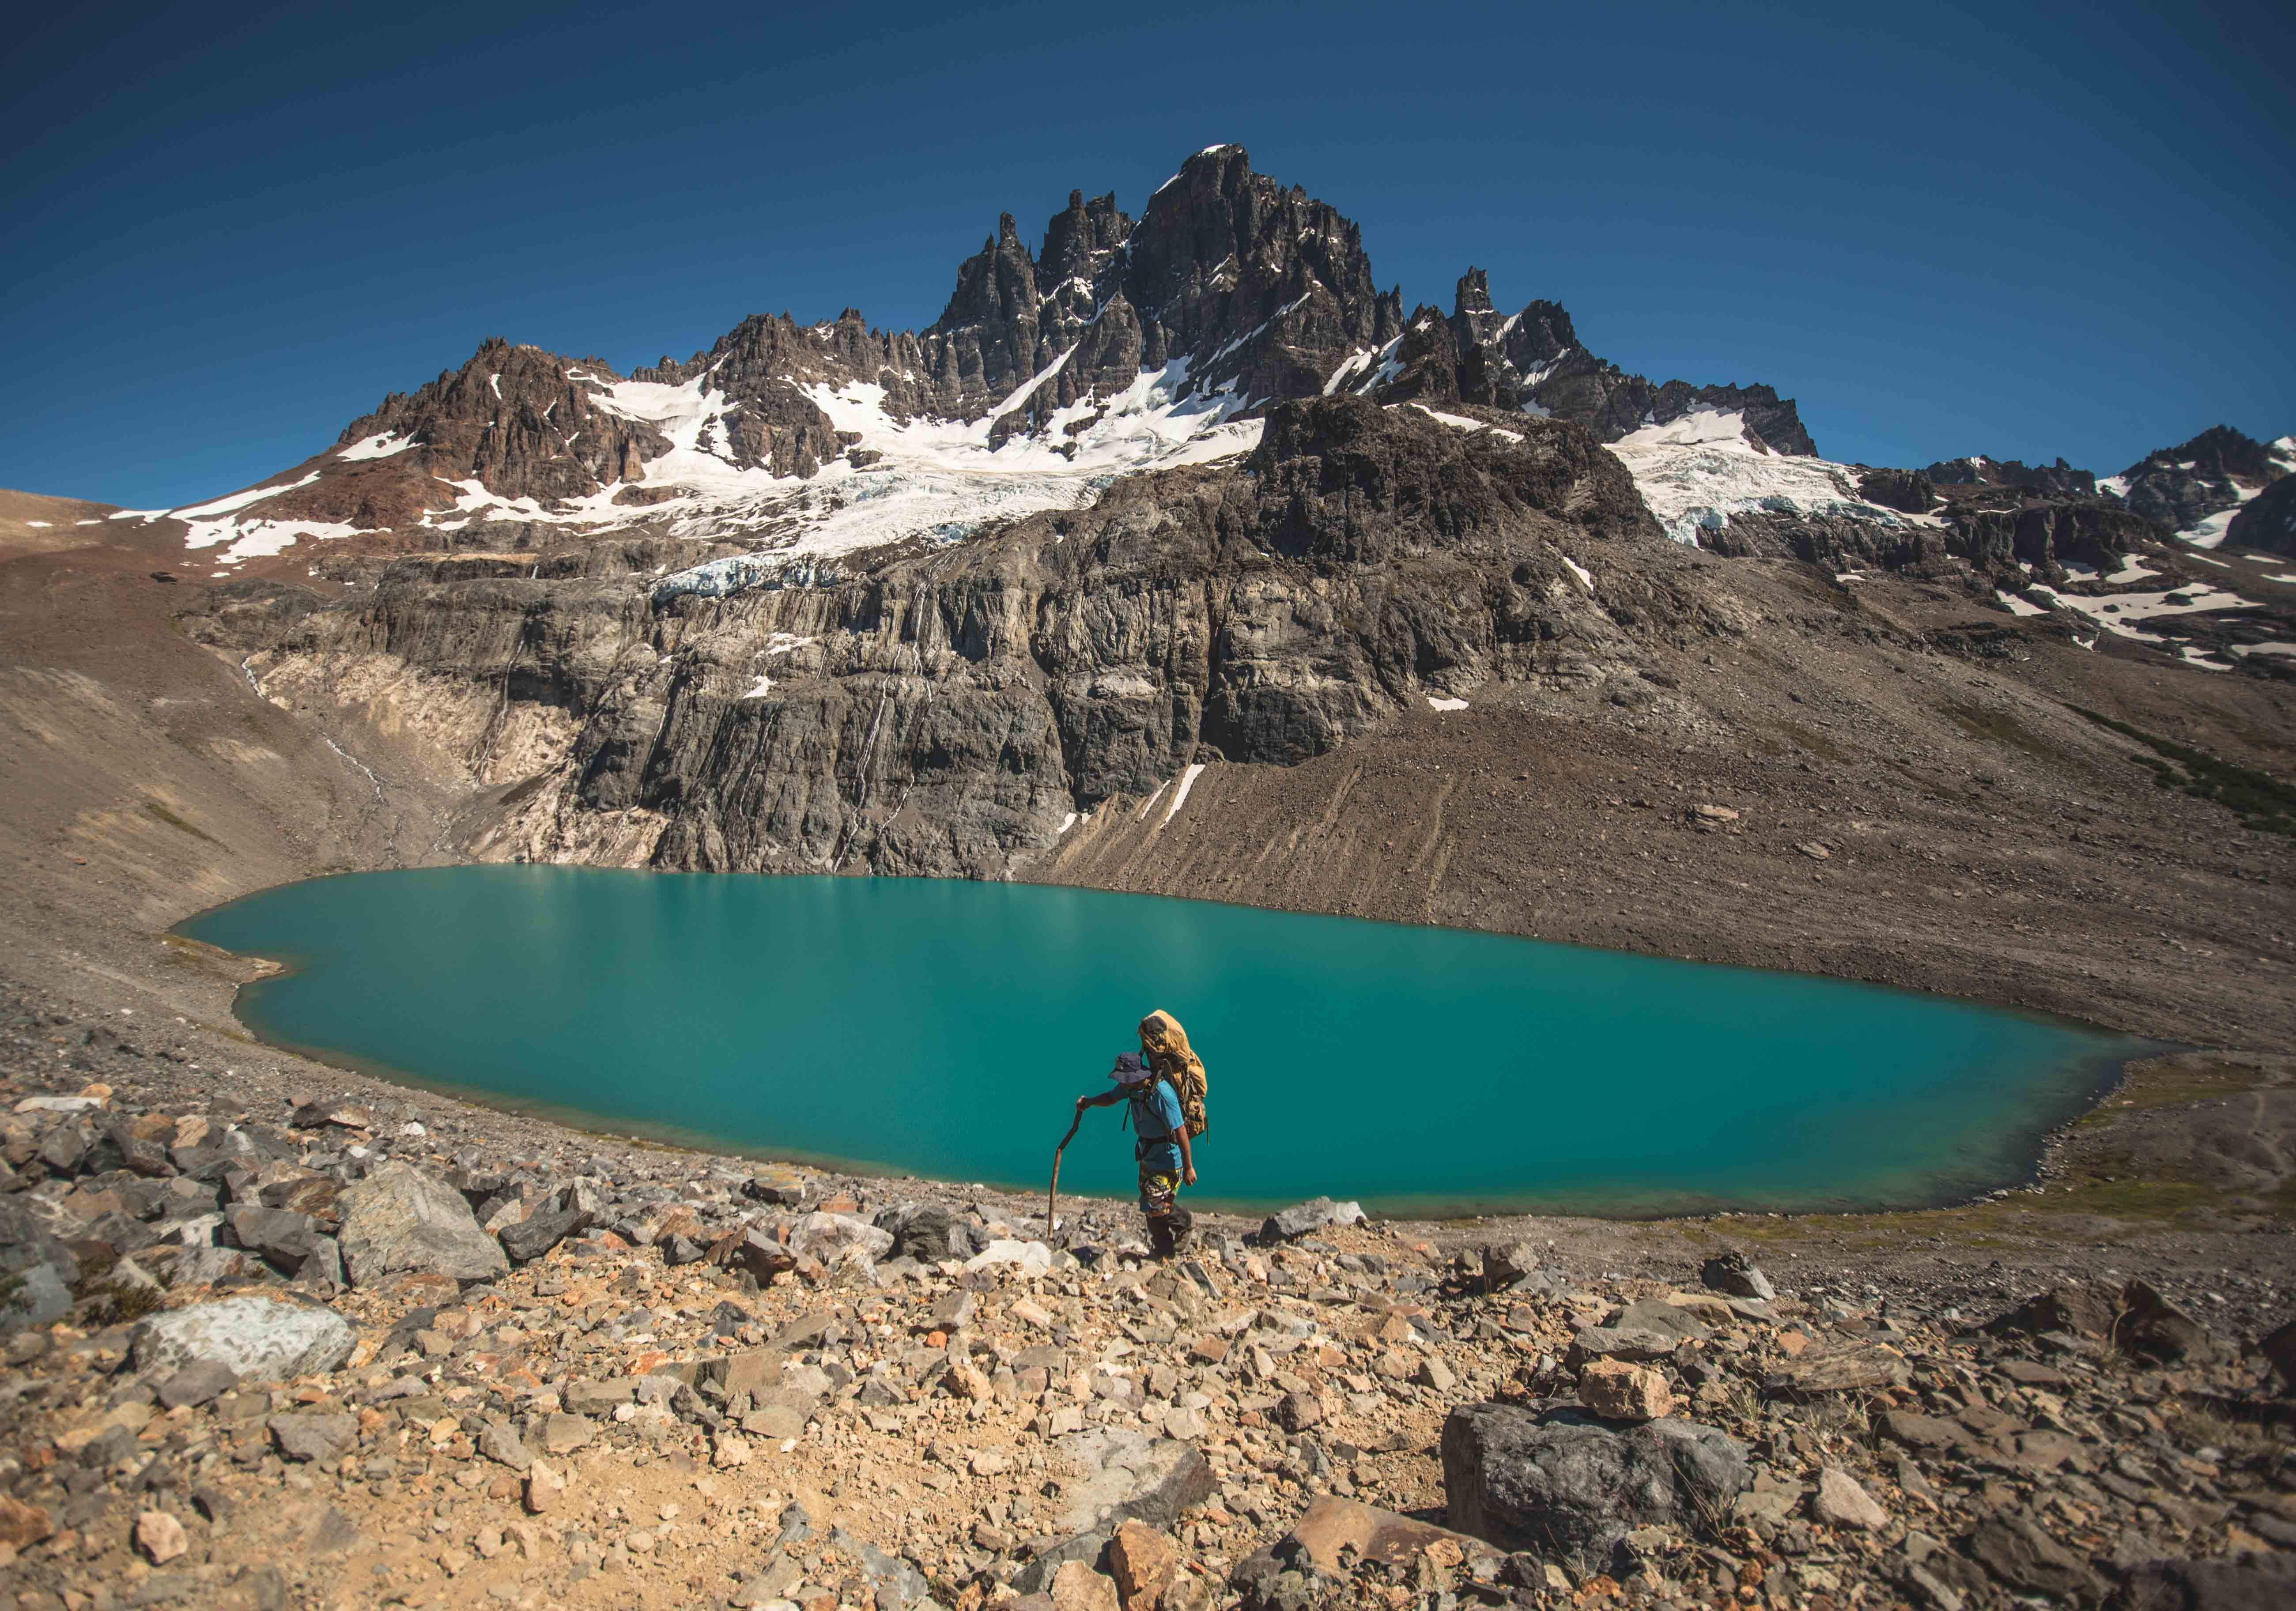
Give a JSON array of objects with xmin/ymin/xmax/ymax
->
[
  {"xmin": 1074, "ymin": 1094, "xmax": 1088, "ymax": 1113},
  {"xmin": 1183, "ymin": 1166, "xmax": 1197, "ymax": 1186}
]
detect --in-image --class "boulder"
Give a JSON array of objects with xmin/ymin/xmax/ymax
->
[
  {"xmin": 131, "ymin": 1295, "xmax": 357, "ymax": 1381},
  {"xmin": 0, "ymin": 1263, "xmax": 72, "ymax": 1329},
  {"xmin": 1276, "ymin": 1391, "xmax": 1323, "ymax": 1432},
  {"xmin": 786, "ymin": 1211, "xmax": 892, "ymax": 1267},
  {"xmin": 1564, "ymin": 1325, "xmax": 1679, "ymax": 1368},
  {"xmin": 156, "ymin": 1359, "xmax": 238, "ymax": 1410},
  {"xmin": 1050, "ymin": 1427, "xmax": 1216, "ymax": 1539},
  {"xmin": 228, "ymin": 1205, "xmax": 322, "ymax": 1268},
  {"xmin": 134, "ymin": 1509, "xmax": 188, "ymax": 1565},
  {"xmin": 1258, "ymin": 1197, "xmax": 1363, "ymax": 1243},
  {"xmin": 0, "ymin": 1193, "xmax": 81, "ymax": 1288},
  {"xmin": 1107, "ymin": 1519, "xmax": 1182, "ymax": 1611},
  {"xmin": 1440, "ymin": 1402, "xmax": 1748, "ymax": 1573},
  {"xmin": 0, "ymin": 1496, "xmax": 54, "ymax": 1550},
  {"xmin": 1812, "ymin": 1466, "xmax": 1888, "ymax": 1531},
  {"xmin": 1699, "ymin": 1250, "xmax": 1776, "ymax": 1302},
  {"xmin": 335, "ymin": 1161, "xmax": 508, "ymax": 1286},
  {"xmin": 1609, "ymin": 1298, "xmax": 1711, "ymax": 1345},
  {"xmin": 1480, "ymin": 1242, "xmax": 1547, "ymax": 1292},
  {"xmin": 966, "ymin": 1238, "xmax": 1054, "ymax": 1276},
  {"xmin": 2111, "ymin": 1554, "xmax": 2296, "ymax": 1611},
  {"xmin": 1967, "ymin": 1514, "xmax": 2103, "ymax": 1603},
  {"xmin": 876, "ymin": 1203, "xmax": 974, "ymax": 1262},
  {"xmin": 270, "ymin": 1413, "xmax": 357, "ymax": 1464},
  {"xmin": 742, "ymin": 1166, "xmax": 808, "ymax": 1206},
  {"xmin": 2261, "ymin": 1317, "xmax": 2296, "ymax": 1390},
  {"xmin": 1050, "ymin": 1561, "xmax": 1121, "ymax": 1611},
  {"xmin": 1987, "ymin": 1283, "xmax": 2118, "ymax": 1341},
  {"xmin": 1279, "ymin": 1495, "xmax": 1491, "ymax": 1575},
  {"xmin": 498, "ymin": 1188, "xmax": 593, "ymax": 1264},
  {"xmin": 1765, "ymin": 1337, "xmax": 1912, "ymax": 1396},
  {"xmin": 2114, "ymin": 1280, "xmax": 2224, "ymax": 1365},
  {"xmin": 1576, "ymin": 1359, "xmax": 1672, "ymax": 1422},
  {"xmin": 718, "ymin": 1227, "xmax": 796, "ymax": 1282}
]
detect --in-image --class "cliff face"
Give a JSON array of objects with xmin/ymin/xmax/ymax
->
[{"xmin": 193, "ymin": 399, "xmax": 1738, "ymax": 879}]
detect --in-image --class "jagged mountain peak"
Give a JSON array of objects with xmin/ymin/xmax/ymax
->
[{"xmin": 128, "ymin": 144, "xmax": 1838, "ymax": 576}]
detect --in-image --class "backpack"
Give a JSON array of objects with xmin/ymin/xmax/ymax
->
[{"xmin": 1138, "ymin": 1009, "xmax": 1208, "ymax": 1138}]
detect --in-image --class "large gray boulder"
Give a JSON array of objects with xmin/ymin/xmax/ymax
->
[
  {"xmin": 1699, "ymin": 1250, "xmax": 1776, "ymax": 1302},
  {"xmin": 0, "ymin": 1264, "xmax": 72, "ymax": 1330},
  {"xmin": 336, "ymin": 1161, "xmax": 508, "ymax": 1286},
  {"xmin": 874, "ymin": 1204, "xmax": 974, "ymax": 1262},
  {"xmin": 1013, "ymin": 1428, "xmax": 1216, "ymax": 1593},
  {"xmin": 497, "ymin": 1188, "xmax": 593, "ymax": 1265},
  {"xmin": 1441, "ymin": 1402, "xmax": 1748, "ymax": 1573},
  {"xmin": 130, "ymin": 1296, "xmax": 357, "ymax": 1381},
  {"xmin": 1258, "ymin": 1197, "xmax": 1364, "ymax": 1243},
  {"xmin": 0, "ymin": 1194, "xmax": 81, "ymax": 1289},
  {"xmin": 1053, "ymin": 1427, "xmax": 1215, "ymax": 1534}
]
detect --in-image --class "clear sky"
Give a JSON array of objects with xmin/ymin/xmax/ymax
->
[{"xmin": 6, "ymin": 0, "xmax": 2289, "ymax": 509}]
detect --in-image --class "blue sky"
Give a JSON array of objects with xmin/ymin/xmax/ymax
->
[{"xmin": 6, "ymin": 0, "xmax": 2289, "ymax": 508}]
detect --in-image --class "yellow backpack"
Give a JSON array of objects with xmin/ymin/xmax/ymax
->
[{"xmin": 1138, "ymin": 1009, "xmax": 1208, "ymax": 1138}]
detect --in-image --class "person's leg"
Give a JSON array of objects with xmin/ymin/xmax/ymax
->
[
  {"xmin": 1138, "ymin": 1162, "xmax": 1179, "ymax": 1258},
  {"xmin": 1166, "ymin": 1201, "xmax": 1193, "ymax": 1253}
]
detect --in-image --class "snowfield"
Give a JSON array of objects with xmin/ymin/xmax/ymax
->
[
  {"xmin": 138, "ymin": 354, "xmax": 1267, "ymax": 585},
  {"xmin": 1604, "ymin": 409, "xmax": 1921, "ymax": 545}
]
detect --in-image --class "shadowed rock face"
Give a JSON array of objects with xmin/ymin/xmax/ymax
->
[
  {"xmin": 2112, "ymin": 424, "xmax": 2292, "ymax": 536},
  {"xmin": 195, "ymin": 397, "xmax": 1733, "ymax": 880},
  {"xmin": 2226, "ymin": 472, "xmax": 2296, "ymax": 555},
  {"xmin": 1444, "ymin": 270, "xmax": 1819, "ymax": 456}
]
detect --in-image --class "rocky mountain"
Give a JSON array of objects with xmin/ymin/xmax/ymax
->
[
  {"xmin": 2226, "ymin": 472, "xmax": 2296, "ymax": 556},
  {"xmin": 2098, "ymin": 424, "xmax": 2296, "ymax": 547},
  {"xmin": 1922, "ymin": 456, "xmax": 2097, "ymax": 497},
  {"xmin": 126, "ymin": 145, "xmax": 1839, "ymax": 582},
  {"xmin": 54, "ymin": 142, "xmax": 2296, "ymax": 891}
]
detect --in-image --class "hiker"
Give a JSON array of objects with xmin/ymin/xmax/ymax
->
[{"xmin": 1074, "ymin": 1049, "xmax": 1196, "ymax": 1258}]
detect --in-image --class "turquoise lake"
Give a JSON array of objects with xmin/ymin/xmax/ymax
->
[{"xmin": 174, "ymin": 868, "xmax": 2148, "ymax": 1216}]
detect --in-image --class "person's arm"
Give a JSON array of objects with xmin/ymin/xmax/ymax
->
[
  {"xmin": 1177, "ymin": 1123, "xmax": 1195, "ymax": 1187},
  {"xmin": 1075, "ymin": 1087, "xmax": 1123, "ymax": 1117}
]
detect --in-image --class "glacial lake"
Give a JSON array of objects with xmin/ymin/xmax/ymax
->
[{"xmin": 175, "ymin": 868, "xmax": 2148, "ymax": 1217}]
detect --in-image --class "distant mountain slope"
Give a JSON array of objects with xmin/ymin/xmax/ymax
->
[{"xmin": 0, "ymin": 488, "xmax": 120, "ymax": 554}]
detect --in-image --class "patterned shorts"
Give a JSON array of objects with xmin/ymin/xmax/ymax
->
[{"xmin": 1137, "ymin": 1159, "xmax": 1181, "ymax": 1221}]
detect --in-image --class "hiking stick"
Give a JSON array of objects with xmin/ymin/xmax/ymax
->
[{"xmin": 1047, "ymin": 1108, "xmax": 1084, "ymax": 1244}]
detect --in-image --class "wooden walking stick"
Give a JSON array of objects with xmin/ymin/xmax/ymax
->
[{"xmin": 1047, "ymin": 1107, "xmax": 1085, "ymax": 1244}]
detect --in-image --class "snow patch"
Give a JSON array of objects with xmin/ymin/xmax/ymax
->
[
  {"xmin": 1412, "ymin": 404, "xmax": 1523, "ymax": 442},
  {"xmin": 170, "ymin": 472, "xmax": 321, "ymax": 521},
  {"xmin": 1996, "ymin": 590, "xmax": 2049, "ymax": 617},
  {"xmin": 1162, "ymin": 762, "xmax": 1206, "ymax": 824},
  {"xmin": 1561, "ymin": 555, "xmax": 1594, "ymax": 589},
  {"xmin": 1426, "ymin": 694, "xmax": 1469, "ymax": 712},
  {"xmin": 1606, "ymin": 411, "xmax": 1916, "ymax": 546},
  {"xmin": 652, "ymin": 358, "xmax": 1261, "ymax": 600},
  {"xmin": 338, "ymin": 432, "xmax": 417, "ymax": 461}
]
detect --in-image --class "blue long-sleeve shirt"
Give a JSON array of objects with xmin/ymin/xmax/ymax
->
[{"xmin": 1129, "ymin": 1078, "xmax": 1186, "ymax": 1174}]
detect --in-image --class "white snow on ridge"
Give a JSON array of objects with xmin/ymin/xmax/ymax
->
[
  {"xmin": 1412, "ymin": 404, "xmax": 1523, "ymax": 442},
  {"xmin": 337, "ymin": 432, "xmax": 417, "ymax": 461},
  {"xmin": 650, "ymin": 359, "xmax": 1261, "ymax": 597},
  {"xmin": 169, "ymin": 472, "xmax": 321, "ymax": 521},
  {"xmin": 1605, "ymin": 410, "xmax": 1918, "ymax": 546}
]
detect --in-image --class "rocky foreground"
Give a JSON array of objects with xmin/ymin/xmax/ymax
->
[{"xmin": 2, "ymin": 992, "xmax": 2294, "ymax": 1611}]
